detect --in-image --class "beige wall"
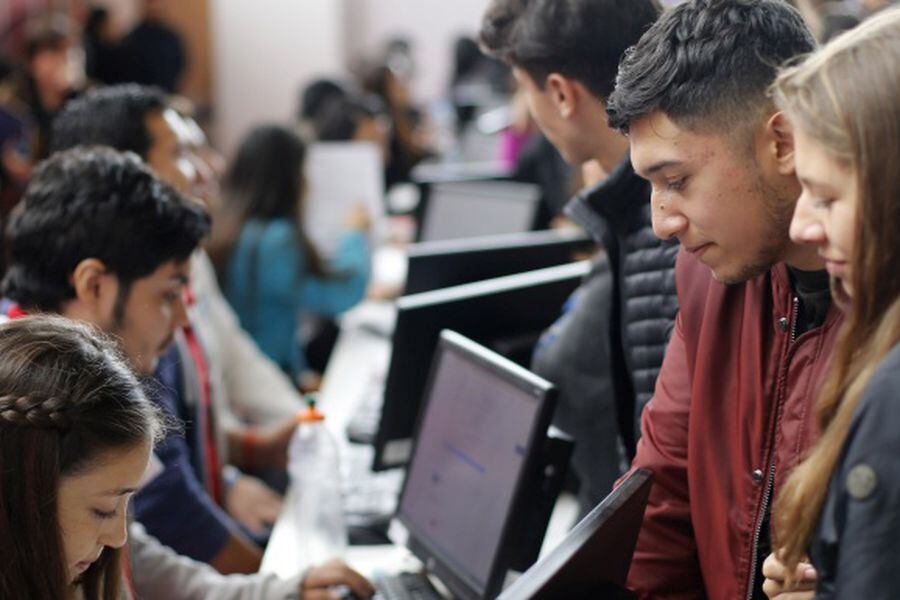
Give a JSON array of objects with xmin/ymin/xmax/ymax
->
[{"xmin": 209, "ymin": 0, "xmax": 346, "ymax": 153}]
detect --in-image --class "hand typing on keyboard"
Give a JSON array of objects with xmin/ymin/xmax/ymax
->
[{"xmin": 301, "ymin": 559, "xmax": 374, "ymax": 600}]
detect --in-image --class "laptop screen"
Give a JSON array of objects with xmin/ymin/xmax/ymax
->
[{"xmin": 397, "ymin": 331, "xmax": 546, "ymax": 594}]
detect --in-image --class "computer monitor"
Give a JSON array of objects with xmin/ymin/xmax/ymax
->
[
  {"xmin": 396, "ymin": 330, "xmax": 559, "ymax": 600},
  {"xmin": 497, "ymin": 468, "xmax": 654, "ymax": 600},
  {"xmin": 404, "ymin": 228, "xmax": 593, "ymax": 295},
  {"xmin": 417, "ymin": 180, "xmax": 541, "ymax": 242},
  {"xmin": 373, "ymin": 260, "xmax": 590, "ymax": 471}
]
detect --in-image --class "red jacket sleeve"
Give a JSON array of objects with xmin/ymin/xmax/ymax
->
[{"xmin": 625, "ymin": 297, "xmax": 706, "ymax": 598}]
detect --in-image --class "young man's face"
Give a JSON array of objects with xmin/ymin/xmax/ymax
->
[
  {"xmin": 104, "ymin": 259, "xmax": 191, "ymax": 374},
  {"xmin": 630, "ymin": 110, "xmax": 795, "ymax": 284}
]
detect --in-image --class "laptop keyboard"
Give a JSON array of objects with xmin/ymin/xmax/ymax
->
[{"xmin": 373, "ymin": 572, "xmax": 443, "ymax": 600}]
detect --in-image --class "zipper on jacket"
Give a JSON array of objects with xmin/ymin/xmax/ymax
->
[
  {"xmin": 746, "ymin": 464, "xmax": 777, "ymax": 600},
  {"xmin": 790, "ymin": 297, "xmax": 800, "ymax": 343},
  {"xmin": 746, "ymin": 296, "xmax": 799, "ymax": 599}
]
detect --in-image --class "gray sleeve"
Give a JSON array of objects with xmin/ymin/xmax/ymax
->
[
  {"xmin": 129, "ymin": 522, "xmax": 301, "ymax": 600},
  {"xmin": 823, "ymin": 348, "xmax": 900, "ymax": 599}
]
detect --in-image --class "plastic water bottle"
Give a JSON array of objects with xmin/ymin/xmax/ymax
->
[{"xmin": 288, "ymin": 394, "xmax": 347, "ymax": 567}]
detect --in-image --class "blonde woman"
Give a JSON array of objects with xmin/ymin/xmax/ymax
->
[{"xmin": 763, "ymin": 7, "xmax": 900, "ymax": 598}]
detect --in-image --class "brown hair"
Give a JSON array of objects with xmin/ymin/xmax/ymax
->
[
  {"xmin": 215, "ymin": 124, "xmax": 329, "ymax": 278},
  {"xmin": 0, "ymin": 316, "xmax": 163, "ymax": 599},
  {"xmin": 771, "ymin": 6, "xmax": 900, "ymax": 583}
]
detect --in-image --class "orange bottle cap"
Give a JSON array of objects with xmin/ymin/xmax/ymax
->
[{"xmin": 297, "ymin": 394, "xmax": 325, "ymax": 423}]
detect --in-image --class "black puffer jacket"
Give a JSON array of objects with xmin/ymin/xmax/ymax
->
[{"xmin": 565, "ymin": 159, "xmax": 679, "ymax": 451}]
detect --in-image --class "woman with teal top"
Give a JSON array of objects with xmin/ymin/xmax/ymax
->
[{"xmin": 220, "ymin": 125, "xmax": 371, "ymax": 381}]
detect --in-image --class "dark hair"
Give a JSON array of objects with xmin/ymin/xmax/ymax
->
[
  {"xmin": 2, "ymin": 146, "xmax": 210, "ymax": 313},
  {"xmin": 0, "ymin": 54, "xmax": 12, "ymax": 81},
  {"xmin": 607, "ymin": 0, "xmax": 816, "ymax": 134},
  {"xmin": 220, "ymin": 125, "xmax": 327, "ymax": 277},
  {"xmin": 298, "ymin": 78, "xmax": 348, "ymax": 122},
  {"xmin": 359, "ymin": 63, "xmax": 394, "ymax": 103},
  {"xmin": 314, "ymin": 94, "xmax": 384, "ymax": 142},
  {"xmin": 453, "ymin": 36, "xmax": 484, "ymax": 84},
  {"xmin": 24, "ymin": 13, "xmax": 73, "ymax": 59},
  {"xmin": 50, "ymin": 84, "xmax": 168, "ymax": 158},
  {"xmin": 480, "ymin": 0, "xmax": 660, "ymax": 100},
  {"xmin": 0, "ymin": 315, "xmax": 162, "ymax": 599}
]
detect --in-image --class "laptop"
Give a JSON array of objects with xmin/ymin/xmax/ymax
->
[
  {"xmin": 372, "ymin": 330, "xmax": 558, "ymax": 600},
  {"xmin": 496, "ymin": 468, "xmax": 654, "ymax": 599}
]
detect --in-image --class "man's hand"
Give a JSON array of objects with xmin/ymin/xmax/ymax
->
[
  {"xmin": 762, "ymin": 552, "xmax": 817, "ymax": 599},
  {"xmin": 224, "ymin": 473, "xmax": 284, "ymax": 534},
  {"xmin": 301, "ymin": 559, "xmax": 375, "ymax": 599},
  {"xmin": 229, "ymin": 416, "xmax": 299, "ymax": 470},
  {"xmin": 254, "ymin": 416, "xmax": 300, "ymax": 468}
]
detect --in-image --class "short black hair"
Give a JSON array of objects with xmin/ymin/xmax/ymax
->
[
  {"xmin": 479, "ymin": 0, "xmax": 660, "ymax": 100},
  {"xmin": 314, "ymin": 94, "xmax": 384, "ymax": 141},
  {"xmin": 607, "ymin": 0, "xmax": 816, "ymax": 134},
  {"xmin": 50, "ymin": 84, "xmax": 167, "ymax": 158},
  {"xmin": 3, "ymin": 147, "xmax": 210, "ymax": 313},
  {"xmin": 298, "ymin": 78, "xmax": 348, "ymax": 122}
]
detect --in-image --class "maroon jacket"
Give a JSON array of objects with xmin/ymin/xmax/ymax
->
[{"xmin": 626, "ymin": 249, "xmax": 843, "ymax": 599}]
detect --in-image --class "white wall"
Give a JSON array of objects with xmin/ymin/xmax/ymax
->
[
  {"xmin": 209, "ymin": 0, "xmax": 494, "ymax": 153},
  {"xmin": 344, "ymin": 0, "xmax": 492, "ymax": 103},
  {"xmin": 210, "ymin": 0, "xmax": 346, "ymax": 153}
]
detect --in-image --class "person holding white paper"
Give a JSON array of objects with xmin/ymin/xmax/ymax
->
[{"xmin": 221, "ymin": 125, "xmax": 371, "ymax": 385}]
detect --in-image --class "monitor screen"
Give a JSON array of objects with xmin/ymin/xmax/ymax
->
[
  {"xmin": 419, "ymin": 181, "xmax": 540, "ymax": 242},
  {"xmin": 374, "ymin": 260, "xmax": 590, "ymax": 471},
  {"xmin": 398, "ymin": 331, "xmax": 554, "ymax": 598}
]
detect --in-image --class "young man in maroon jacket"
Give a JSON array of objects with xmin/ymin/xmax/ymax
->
[{"xmin": 606, "ymin": 1, "xmax": 839, "ymax": 598}]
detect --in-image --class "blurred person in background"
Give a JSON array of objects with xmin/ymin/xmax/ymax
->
[
  {"xmin": 297, "ymin": 77, "xmax": 349, "ymax": 139},
  {"xmin": 360, "ymin": 61, "xmax": 433, "ymax": 187},
  {"xmin": 117, "ymin": 0, "xmax": 185, "ymax": 93},
  {"xmin": 220, "ymin": 124, "xmax": 371, "ymax": 389}
]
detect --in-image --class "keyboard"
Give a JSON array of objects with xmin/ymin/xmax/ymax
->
[
  {"xmin": 373, "ymin": 572, "xmax": 443, "ymax": 600},
  {"xmin": 345, "ymin": 372, "xmax": 386, "ymax": 444},
  {"xmin": 341, "ymin": 442, "xmax": 403, "ymax": 523}
]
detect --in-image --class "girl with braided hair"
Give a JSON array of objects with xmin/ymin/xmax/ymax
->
[{"xmin": 0, "ymin": 315, "xmax": 163, "ymax": 599}]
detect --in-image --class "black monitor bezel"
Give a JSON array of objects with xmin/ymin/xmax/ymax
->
[
  {"xmin": 404, "ymin": 228, "xmax": 592, "ymax": 295},
  {"xmin": 496, "ymin": 468, "xmax": 654, "ymax": 599},
  {"xmin": 396, "ymin": 330, "xmax": 558, "ymax": 600},
  {"xmin": 372, "ymin": 260, "xmax": 590, "ymax": 471}
]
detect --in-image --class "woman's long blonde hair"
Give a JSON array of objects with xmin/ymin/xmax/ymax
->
[{"xmin": 771, "ymin": 6, "xmax": 900, "ymax": 582}]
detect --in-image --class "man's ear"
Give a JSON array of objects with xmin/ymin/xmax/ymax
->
[
  {"xmin": 766, "ymin": 111, "xmax": 796, "ymax": 176},
  {"xmin": 69, "ymin": 258, "xmax": 115, "ymax": 315},
  {"xmin": 545, "ymin": 73, "xmax": 579, "ymax": 119}
]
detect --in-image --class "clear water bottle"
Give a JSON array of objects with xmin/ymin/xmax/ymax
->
[{"xmin": 288, "ymin": 394, "xmax": 347, "ymax": 567}]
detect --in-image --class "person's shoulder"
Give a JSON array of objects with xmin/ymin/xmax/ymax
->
[
  {"xmin": 857, "ymin": 342, "xmax": 900, "ymax": 421},
  {"xmin": 253, "ymin": 218, "xmax": 298, "ymax": 246},
  {"xmin": 840, "ymin": 342, "xmax": 900, "ymax": 464}
]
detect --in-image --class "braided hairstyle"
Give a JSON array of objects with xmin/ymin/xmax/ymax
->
[{"xmin": 0, "ymin": 315, "xmax": 163, "ymax": 600}]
